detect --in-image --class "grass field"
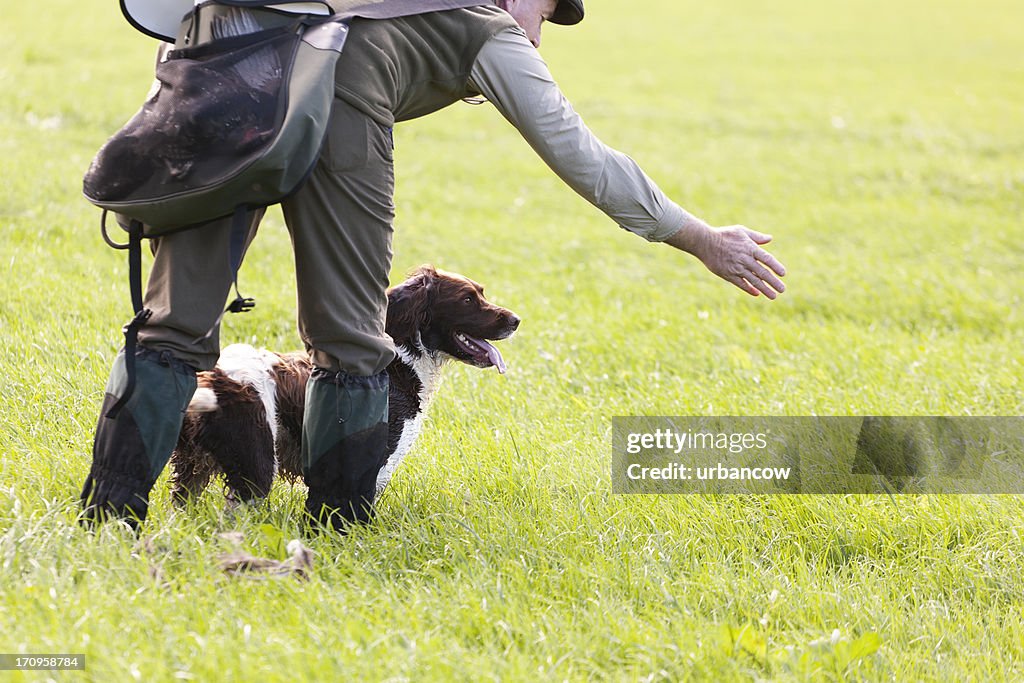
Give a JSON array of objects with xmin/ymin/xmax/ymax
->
[{"xmin": 2, "ymin": 0, "xmax": 1023, "ymax": 680}]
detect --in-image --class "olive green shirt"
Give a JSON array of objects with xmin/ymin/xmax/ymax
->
[
  {"xmin": 335, "ymin": 5, "xmax": 689, "ymax": 242},
  {"xmin": 334, "ymin": 6, "xmax": 516, "ymax": 125}
]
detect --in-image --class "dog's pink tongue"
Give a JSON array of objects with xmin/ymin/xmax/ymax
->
[
  {"xmin": 470, "ymin": 335, "xmax": 506, "ymax": 374},
  {"xmin": 488, "ymin": 345, "xmax": 507, "ymax": 374}
]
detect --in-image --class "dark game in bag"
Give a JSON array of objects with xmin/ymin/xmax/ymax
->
[
  {"xmin": 84, "ymin": 2, "xmax": 349, "ymax": 233},
  {"xmin": 84, "ymin": 0, "xmax": 491, "ymax": 233}
]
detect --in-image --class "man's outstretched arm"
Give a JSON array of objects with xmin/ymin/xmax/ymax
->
[{"xmin": 468, "ymin": 27, "xmax": 786, "ymax": 298}]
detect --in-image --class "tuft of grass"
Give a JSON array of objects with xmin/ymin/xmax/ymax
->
[{"xmin": 1, "ymin": 0, "xmax": 1022, "ymax": 680}]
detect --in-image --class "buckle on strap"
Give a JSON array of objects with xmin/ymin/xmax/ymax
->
[
  {"xmin": 226, "ymin": 296, "xmax": 256, "ymax": 314},
  {"xmin": 122, "ymin": 308, "xmax": 154, "ymax": 335}
]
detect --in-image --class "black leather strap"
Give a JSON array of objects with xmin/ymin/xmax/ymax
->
[{"xmin": 105, "ymin": 220, "xmax": 153, "ymax": 419}]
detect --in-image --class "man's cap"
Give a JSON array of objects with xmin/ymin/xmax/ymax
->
[{"xmin": 550, "ymin": 0, "xmax": 584, "ymax": 26}]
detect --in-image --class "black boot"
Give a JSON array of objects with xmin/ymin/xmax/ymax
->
[
  {"xmin": 302, "ymin": 368, "xmax": 389, "ymax": 533},
  {"xmin": 80, "ymin": 347, "xmax": 197, "ymax": 529}
]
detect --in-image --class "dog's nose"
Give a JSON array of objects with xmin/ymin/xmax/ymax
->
[{"xmin": 508, "ymin": 314, "xmax": 521, "ymax": 330}]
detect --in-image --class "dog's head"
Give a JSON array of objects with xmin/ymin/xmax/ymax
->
[{"xmin": 386, "ymin": 265, "xmax": 520, "ymax": 373}]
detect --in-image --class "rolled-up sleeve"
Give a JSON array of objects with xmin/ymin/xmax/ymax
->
[{"xmin": 468, "ymin": 27, "xmax": 690, "ymax": 242}]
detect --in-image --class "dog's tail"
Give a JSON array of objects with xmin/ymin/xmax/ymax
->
[{"xmin": 187, "ymin": 386, "xmax": 219, "ymax": 413}]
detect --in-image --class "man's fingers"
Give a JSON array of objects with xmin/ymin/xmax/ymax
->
[
  {"xmin": 755, "ymin": 248, "xmax": 787, "ymax": 277},
  {"xmin": 727, "ymin": 274, "xmax": 761, "ymax": 297},
  {"xmin": 750, "ymin": 262, "xmax": 786, "ymax": 295},
  {"xmin": 747, "ymin": 272, "xmax": 779, "ymax": 299},
  {"xmin": 743, "ymin": 228, "xmax": 773, "ymax": 245}
]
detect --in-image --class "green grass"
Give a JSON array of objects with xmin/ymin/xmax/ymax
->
[{"xmin": 2, "ymin": 0, "xmax": 1023, "ymax": 680}]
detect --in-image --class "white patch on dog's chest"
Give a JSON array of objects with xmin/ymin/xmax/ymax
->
[
  {"xmin": 377, "ymin": 413, "xmax": 425, "ymax": 493},
  {"xmin": 376, "ymin": 346, "xmax": 448, "ymax": 493}
]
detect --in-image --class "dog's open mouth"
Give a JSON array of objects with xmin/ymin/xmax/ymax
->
[{"xmin": 453, "ymin": 332, "xmax": 506, "ymax": 374}]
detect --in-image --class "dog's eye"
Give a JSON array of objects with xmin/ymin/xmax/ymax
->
[{"xmin": 462, "ymin": 296, "xmax": 473, "ymax": 305}]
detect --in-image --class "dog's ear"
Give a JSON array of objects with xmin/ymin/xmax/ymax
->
[{"xmin": 386, "ymin": 266, "xmax": 436, "ymax": 346}]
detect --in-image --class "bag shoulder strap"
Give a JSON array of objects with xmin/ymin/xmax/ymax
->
[
  {"xmin": 327, "ymin": 0, "xmax": 495, "ymax": 21},
  {"xmin": 103, "ymin": 215, "xmax": 152, "ymax": 419}
]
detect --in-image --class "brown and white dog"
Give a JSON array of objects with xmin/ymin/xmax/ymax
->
[{"xmin": 169, "ymin": 265, "xmax": 520, "ymax": 505}]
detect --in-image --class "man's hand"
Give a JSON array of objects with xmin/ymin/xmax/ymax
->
[{"xmin": 664, "ymin": 220, "xmax": 787, "ymax": 299}]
